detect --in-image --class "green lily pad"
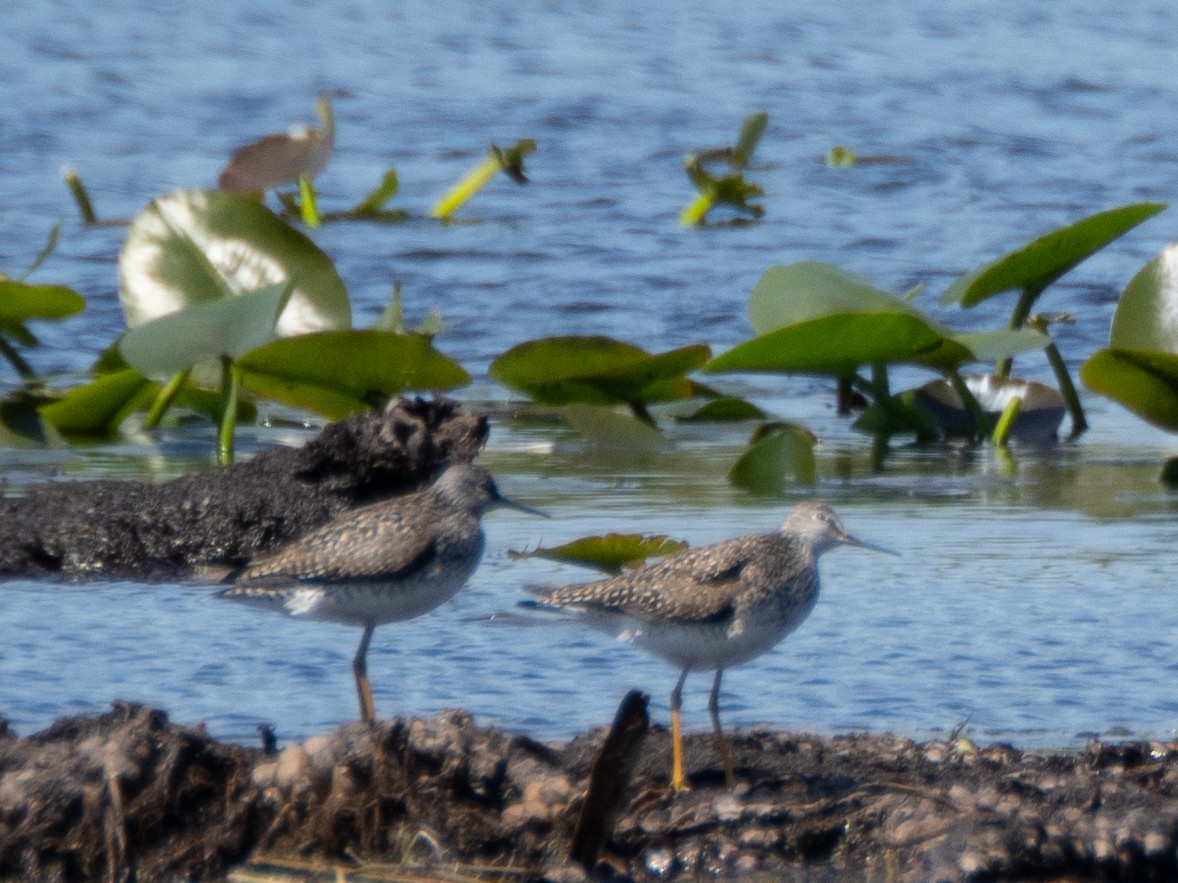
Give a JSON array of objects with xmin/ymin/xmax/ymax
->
[
  {"xmin": 728, "ymin": 422, "xmax": 817, "ymax": 492},
  {"xmin": 707, "ymin": 263, "xmax": 1047, "ymax": 376},
  {"xmin": 0, "ymin": 281, "xmax": 85, "ymax": 321},
  {"xmin": 237, "ymin": 330, "xmax": 470, "ymax": 419},
  {"xmin": 118, "ymin": 284, "xmax": 291, "ymax": 378},
  {"xmin": 941, "ymin": 202, "xmax": 1167, "ymax": 307},
  {"xmin": 512, "ymin": 533, "xmax": 688, "ymax": 574},
  {"xmin": 677, "ymin": 396, "xmax": 768, "ymax": 422},
  {"xmin": 1109, "ymin": 242, "xmax": 1178, "ymax": 352},
  {"xmin": 490, "ymin": 336, "xmax": 710, "ymax": 406},
  {"xmin": 1081, "ymin": 349, "xmax": 1178, "ymax": 431},
  {"xmin": 119, "ymin": 188, "xmax": 350, "ymax": 336},
  {"xmin": 38, "ymin": 368, "xmax": 157, "ymax": 437}
]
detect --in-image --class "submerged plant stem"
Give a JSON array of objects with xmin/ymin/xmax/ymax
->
[
  {"xmin": 991, "ymin": 395, "xmax": 1023, "ymax": 447},
  {"xmin": 0, "ymin": 337, "xmax": 35, "ymax": 380},
  {"xmin": 998, "ymin": 283, "xmax": 1045, "ymax": 377},
  {"xmin": 218, "ymin": 356, "xmax": 240, "ymax": 466},
  {"xmin": 947, "ymin": 369, "xmax": 992, "ymax": 440},
  {"xmin": 145, "ymin": 369, "xmax": 191, "ymax": 429}
]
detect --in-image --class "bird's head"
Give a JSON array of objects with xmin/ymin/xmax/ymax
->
[
  {"xmin": 432, "ymin": 462, "xmax": 547, "ymax": 518},
  {"xmin": 778, "ymin": 500, "xmax": 897, "ymax": 557}
]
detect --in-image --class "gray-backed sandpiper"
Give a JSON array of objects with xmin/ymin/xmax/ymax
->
[
  {"xmin": 219, "ymin": 461, "xmax": 544, "ymax": 723},
  {"xmin": 528, "ymin": 500, "xmax": 895, "ymax": 791}
]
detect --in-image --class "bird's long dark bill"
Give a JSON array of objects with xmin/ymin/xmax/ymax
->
[
  {"xmin": 496, "ymin": 493, "xmax": 549, "ymax": 518},
  {"xmin": 844, "ymin": 533, "xmax": 900, "ymax": 556}
]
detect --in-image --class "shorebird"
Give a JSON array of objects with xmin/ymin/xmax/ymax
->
[
  {"xmin": 528, "ymin": 501, "xmax": 895, "ymax": 791},
  {"xmin": 218, "ymin": 462, "xmax": 544, "ymax": 723}
]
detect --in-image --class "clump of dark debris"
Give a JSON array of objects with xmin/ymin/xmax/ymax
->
[{"xmin": 3, "ymin": 699, "xmax": 1178, "ymax": 882}]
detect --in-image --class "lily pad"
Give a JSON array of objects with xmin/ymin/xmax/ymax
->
[
  {"xmin": 1081, "ymin": 241, "xmax": 1178, "ymax": 431},
  {"xmin": 728, "ymin": 422, "xmax": 817, "ymax": 493},
  {"xmin": 676, "ymin": 396, "xmax": 768, "ymax": 422},
  {"xmin": 0, "ymin": 281, "xmax": 85, "ymax": 322},
  {"xmin": 118, "ymin": 284, "xmax": 291, "ymax": 378},
  {"xmin": 511, "ymin": 534, "xmax": 688, "ymax": 574},
  {"xmin": 119, "ymin": 188, "xmax": 350, "ymax": 337},
  {"xmin": 1081, "ymin": 350, "xmax": 1178, "ymax": 431},
  {"xmin": 38, "ymin": 368, "xmax": 156, "ymax": 437},
  {"xmin": 490, "ymin": 336, "xmax": 710, "ymax": 407},
  {"xmin": 237, "ymin": 330, "xmax": 470, "ymax": 419},
  {"xmin": 941, "ymin": 202, "xmax": 1167, "ymax": 307},
  {"xmin": 707, "ymin": 263, "xmax": 1047, "ymax": 376}
]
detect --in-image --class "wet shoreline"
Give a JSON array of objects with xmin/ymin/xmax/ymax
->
[{"xmin": 3, "ymin": 700, "xmax": 1176, "ymax": 881}]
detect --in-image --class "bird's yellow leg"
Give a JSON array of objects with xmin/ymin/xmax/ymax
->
[
  {"xmin": 709, "ymin": 669, "xmax": 737, "ymax": 788},
  {"xmin": 353, "ymin": 624, "xmax": 377, "ymax": 724},
  {"xmin": 670, "ymin": 670, "xmax": 690, "ymax": 792}
]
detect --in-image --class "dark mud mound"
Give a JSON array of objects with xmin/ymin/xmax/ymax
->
[
  {"xmin": 4, "ymin": 702, "xmax": 1178, "ymax": 881},
  {"xmin": 0, "ymin": 396, "xmax": 487, "ymax": 579}
]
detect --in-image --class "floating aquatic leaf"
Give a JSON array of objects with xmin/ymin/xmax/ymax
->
[
  {"xmin": 119, "ymin": 188, "xmax": 350, "ymax": 337},
  {"xmin": 118, "ymin": 284, "xmax": 291, "ymax": 378},
  {"xmin": 38, "ymin": 368, "xmax": 156, "ymax": 437},
  {"xmin": 707, "ymin": 263, "xmax": 1046, "ymax": 376},
  {"xmin": 728, "ymin": 422, "xmax": 817, "ymax": 492},
  {"xmin": 1081, "ymin": 349, "xmax": 1178, "ymax": 431},
  {"xmin": 676, "ymin": 396, "xmax": 767, "ymax": 422},
  {"xmin": 0, "ymin": 281, "xmax": 85, "ymax": 321},
  {"xmin": 512, "ymin": 533, "xmax": 688, "ymax": 574},
  {"xmin": 1108, "ymin": 241, "xmax": 1178, "ymax": 352},
  {"xmin": 941, "ymin": 202, "xmax": 1167, "ymax": 307},
  {"xmin": 238, "ymin": 330, "xmax": 470, "ymax": 419},
  {"xmin": 490, "ymin": 336, "xmax": 710, "ymax": 412},
  {"xmin": 1081, "ymin": 241, "xmax": 1178, "ymax": 432}
]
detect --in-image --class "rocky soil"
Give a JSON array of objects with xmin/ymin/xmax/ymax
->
[{"xmin": 2, "ymin": 700, "xmax": 1178, "ymax": 882}]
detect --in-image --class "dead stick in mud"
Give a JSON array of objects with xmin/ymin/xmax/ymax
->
[{"xmin": 569, "ymin": 690, "xmax": 649, "ymax": 872}]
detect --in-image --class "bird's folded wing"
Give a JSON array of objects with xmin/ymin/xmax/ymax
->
[{"xmin": 236, "ymin": 508, "xmax": 440, "ymax": 585}]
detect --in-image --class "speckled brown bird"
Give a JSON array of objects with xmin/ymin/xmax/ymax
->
[
  {"xmin": 528, "ymin": 501, "xmax": 895, "ymax": 792},
  {"xmin": 218, "ymin": 462, "xmax": 543, "ymax": 723}
]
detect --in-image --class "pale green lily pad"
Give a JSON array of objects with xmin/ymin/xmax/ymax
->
[
  {"xmin": 1109, "ymin": 241, "xmax": 1178, "ymax": 352},
  {"xmin": 237, "ymin": 330, "xmax": 470, "ymax": 419},
  {"xmin": 1080, "ymin": 241, "xmax": 1178, "ymax": 431},
  {"xmin": 941, "ymin": 202, "xmax": 1167, "ymax": 307},
  {"xmin": 119, "ymin": 188, "xmax": 350, "ymax": 336},
  {"xmin": 118, "ymin": 284, "xmax": 291, "ymax": 378}
]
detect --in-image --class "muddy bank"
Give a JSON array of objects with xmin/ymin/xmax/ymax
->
[
  {"xmin": 3, "ymin": 701, "xmax": 1178, "ymax": 882},
  {"xmin": 0, "ymin": 396, "xmax": 487, "ymax": 579}
]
